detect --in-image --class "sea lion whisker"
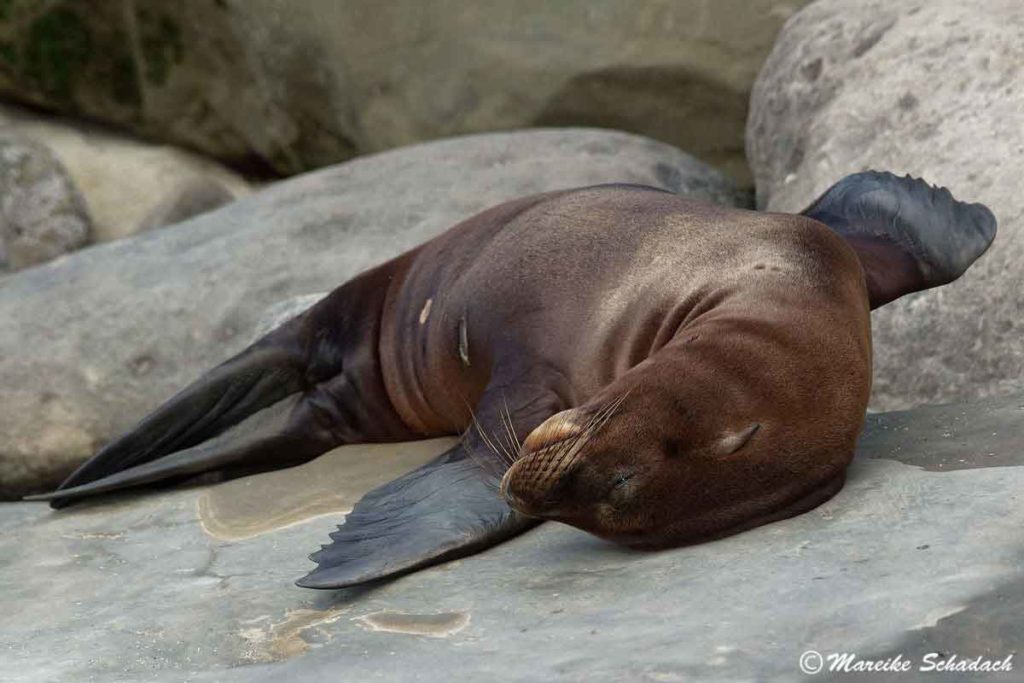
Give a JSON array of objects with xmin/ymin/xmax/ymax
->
[
  {"xmin": 457, "ymin": 392, "xmax": 513, "ymax": 465},
  {"xmin": 494, "ymin": 426, "xmax": 519, "ymax": 466},
  {"xmin": 504, "ymin": 396, "xmax": 522, "ymax": 452},
  {"xmin": 493, "ymin": 416, "xmax": 519, "ymax": 465},
  {"xmin": 588, "ymin": 405, "xmax": 618, "ymax": 437},
  {"xmin": 547, "ymin": 389, "xmax": 630, "ymax": 467},
  {"xmin": 488, "ymin": 429, "xmax": 516, "ymax": 466},
  {"xmin": 499, "ymin": 395, "xmax": 523, "ymax": 460},
  {"xmin": 460, "ymin": 434, "xmax": 503, "ymax": 478},
  {"xmin": 590, "ymin": 389, "xmax": 631, "ymax": 432},
  {"xmin": 467, "ymin": 407, "xmax": 511, "ymax": 469}
]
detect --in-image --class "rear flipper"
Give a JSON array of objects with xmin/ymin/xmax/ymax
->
[
  {"xmin": 26, "ymin": 394, "xmax": 323, "ymax": 505},
  {"xmin": 29, "ymin": 261, "xmax": 405, "ymax": 508},
  {"xmin": 297, "ymin": 381, "xmax": 564, "ymax": 589},
  {"xmin": 31, "ymin": 320, "xmax": 310, "ymax": 508},
  {"xmin": 802, "ymin": 171, "xmax": 997, "ymax": 308}
]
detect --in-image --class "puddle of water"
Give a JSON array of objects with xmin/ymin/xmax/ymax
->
[
  {"xmin": 198, "ymin": 438, "xmax": 457, "ymax": 540},
  {"xmin": 354, "ymin": 610, "xmax": 471, "ymax": 638}
]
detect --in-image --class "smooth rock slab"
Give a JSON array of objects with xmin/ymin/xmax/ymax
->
[
  {"xmin": 0, "ymin": 128, "xmax": 741, "ymax": 498},
  {"xmin": 1, "ymin": 395, "xmax": 1022, "ymax": 681},
  {"xmin": 250, "ymin": 292, "xmax": 327, "ymax": 343}
]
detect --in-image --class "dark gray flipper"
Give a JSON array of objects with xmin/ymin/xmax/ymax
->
[
  {"xmin": 802, "ymin": 171, "xmax": 997, "ymax": 308},
  {"xmin": 25, "ymin": 394, "xmax": 316, "ymax": 504},
  {"xmin": 297, "ymin": 380, "xmax": 565, "ymax": 589},
  {"xmin": 38, "ymin": 325, "xmax": 308, "ymax": 508},
  {"xmin": 31, "ymin": 260, "xmax": 407, "ymax": 509},
  {"xmin": 296, "ymin": 442, "xmax": 538, "ymax": 589}
]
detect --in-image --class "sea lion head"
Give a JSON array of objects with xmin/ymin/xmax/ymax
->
[{"xmin": 499, "ymin": 327, "xmax": 870, "ymax": 549}]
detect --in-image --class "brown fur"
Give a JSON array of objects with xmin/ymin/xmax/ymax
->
[{"xmin": 377, "ymin": 185, "xmax": 872, "ymax": 546}]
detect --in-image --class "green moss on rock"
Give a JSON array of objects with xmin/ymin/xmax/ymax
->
[
  {"xmin": 23, "ymin": 6, "xmax": 91, "ymax": 101},
  {"xmin": 139, "ymin": 10, "xmax": 183, "ymax": 86},
  {"xmin": 107, "ymin": 38, "xmax": 141, "ymax": 108},
  {"xmin": 0, "ymin": 42, "xmax": 16, "ymax": 66}
]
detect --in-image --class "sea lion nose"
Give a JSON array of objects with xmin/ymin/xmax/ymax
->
[
  {"xmin": 500, "ymin": 455, "xmax": 573, "ymax": 516},
  {"xmin": 500, "ymin": 409, "xmax": 587, "ymax": 514},
  {"xmin": 500, "ymin": 462, "xmax": 548, "ymax": 514},
  {"xmin": 498, "ymin": 469, "xmax": 518, "ymax": 505}
]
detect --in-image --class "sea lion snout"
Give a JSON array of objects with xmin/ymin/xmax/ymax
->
[
  {"xmin": 500, "ymin": 409, "xmax": 591, "ymax": 516},
  {"xmin": 499, "ymin": 457, "xmax": 570, "ymax": 516},
  {"xmin": 520, "ymin": 409, "xmax": 586, "ymax": 453},
  {"xmin": 500, "ymin": 454, "xmax": 616, "ymax": 518},
  {"xmin": 500, "ymin": 403, "xmax": 642, "ymax": 519}
]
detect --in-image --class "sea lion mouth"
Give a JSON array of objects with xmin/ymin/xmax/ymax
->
[
  {"xmin": 498, "ymin": 393, "xmax": 632, "ymax": 516},
  {"xmin": 500, "ymin": 486, "xmax": 562, "ymax": 516},
  {"xmin": 499, "ymin": 444, "xmax": 584, "ymax": 517}
]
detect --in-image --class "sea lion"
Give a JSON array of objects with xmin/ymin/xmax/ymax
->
[{"xmin": 28, "ymin": 172, "xmax": 996, "ymax": 589}]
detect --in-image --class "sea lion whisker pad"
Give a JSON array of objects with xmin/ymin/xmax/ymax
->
[{"xmin": 26, "ymin": 173, "xmax": 996, "ymax": 588}]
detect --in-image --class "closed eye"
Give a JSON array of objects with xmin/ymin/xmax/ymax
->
[
  {"xmin": 604, "ymin": 469, "xmax": 637, "ymax": 509},
  {"xmin": 613, "ymin": 472, "xmax": 634, "ymax": 489}
]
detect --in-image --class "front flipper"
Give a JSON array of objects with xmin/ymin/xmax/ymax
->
[
  {"xmin": 296, "ymin": 443, "xmax": 536, "ymax": 589},
  {"xmin": 297, "ymin": 380, "xmax": 565, "ymax": 589},
  {"xmin": 802, "ymin": 171, "xmax": 997, "ymax": 308}
]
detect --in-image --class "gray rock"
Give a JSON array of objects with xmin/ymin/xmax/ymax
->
[
  {"xmin": 1, "ymin": 394, "xmax": 1022, "ymax": 681},
  {"xmin": 136, "ymin": 177, "xmax": 236, "ymax": 232},
  {"xmin": 252, "ymin": 293, "xmax": 327, "ymax": 342},
  {"xmin": 746, "ymin": 0, "xmax": 1024, "ymax": 411},
  {"xmin": 0, "ymin": 128, "xmax": 741, "ymax": 498},
  {"xmin": 0, "ymin": 136, "xmax": 90, "ymax": 272},
  {"xmin": 0, "ymin": 103, "xmax": 252, "ymax": 243},
  {"xmin": 0, "ymin": 0, "xmax": 811, "ymax": 184}
]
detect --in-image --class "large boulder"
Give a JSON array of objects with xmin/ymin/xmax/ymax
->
[
  {"xmin": 2, "ymin": 394, "xmax": 1022, "ymax": 680},
  {"xmin": 0, "ymin": 0, "xmax": 810, "ymax": 183},
  {"xmin": 0, "ymin": 128, "xmax": 742, "ymax": 498},
  {"xmin": 0, "ymin": 104, "xmax": 251, "ymax": 242},
  {"xmin": 747, "ymin": 0, "xmax": 1024, "ymax": 410},
  {"xmin": 251, "ymin": 293, "xmax": 327, "ymax": 343},
  {"xmin": 0, "ymin": 135, "xmax": 90, "ymax": 273}
]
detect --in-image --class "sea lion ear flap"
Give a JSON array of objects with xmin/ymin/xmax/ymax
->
[{"xmin": 800, "ymin": 171, "xmax": 997, "ymax": 309}]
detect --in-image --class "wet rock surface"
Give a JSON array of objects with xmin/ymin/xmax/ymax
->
[
  {"xmin": 0, "ymin": 128, "xmax": 740, "ymax": 498},
  {"xmin": 747, "ymin": 0, "xmax": 1024, "ymax": 411},
  {"xmin": 1, "ymin": 394, "xmax": 1021, "ymax": 681}
]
